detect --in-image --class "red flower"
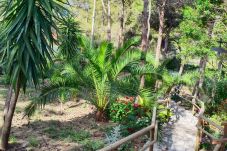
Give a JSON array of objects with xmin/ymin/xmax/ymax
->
[
  {"xmin": 133, "ymin": 103, "xmax": 140, "ymax": 108},
  {"xmin": 129, "ymin": 97, "xmax": 134, "ymax": 101}
]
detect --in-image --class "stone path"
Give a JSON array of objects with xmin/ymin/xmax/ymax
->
[{"xmin": 153, "ymin": 102, "xmax": 197, "ymax": 151}]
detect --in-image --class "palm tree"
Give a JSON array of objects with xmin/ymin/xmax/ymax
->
[
  {"xmin": 25, "ymin": 38, "xmax": 158, "ymax": 121},
  {"xmin": 0, "ymin": 0, "xmax": 67, "ymax": 149}
]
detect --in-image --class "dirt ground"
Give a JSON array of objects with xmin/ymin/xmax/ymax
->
[{"xmin": 0, "ymin": 85, "xmax": 115, "ymax": 151}]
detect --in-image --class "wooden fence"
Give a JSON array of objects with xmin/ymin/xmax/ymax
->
[
  {"xmin": 98, "ymin": 107, "xmax": 158, "ymax": 151},
  {"xmin": 177, "ymin": 93, "xmax": 227, "ymax": 151},
  {"xmin": 99, "ymin": 90, "xmax": 226, "ymax": 151}
]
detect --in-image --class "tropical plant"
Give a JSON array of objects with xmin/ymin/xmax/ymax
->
[
  {"xmin": 25, "ymin": 38, "xmax": 158, "ymax": 121},
  {"xmin": 0, "ymin": 0, "xmax": 67, "ymax": 149},
  {"xmin": 58, "ymin": 16, "xmax": 82, "ymax": 59}
]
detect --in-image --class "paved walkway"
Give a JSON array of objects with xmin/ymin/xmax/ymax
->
[{"xmin": 153, "ymin": 102, "xmax": 197, "ymax": 151}]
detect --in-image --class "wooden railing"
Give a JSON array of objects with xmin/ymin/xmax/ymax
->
[
  {"xmin": 176, "ymin": 92, "xmax": 227, "ymax": 151},
  {"xmin": 98, "ymin": 107, "xmax": 158, "ymax": 151},
  {"xmin": 99, "ymin": 89, "xmax": 226, "ymax": 151}
]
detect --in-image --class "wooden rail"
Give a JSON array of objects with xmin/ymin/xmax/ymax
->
[
  {"xmin": 98, "ymin": 107, "xmax": 158, "ymax": 151},
  {"xmin": 99, "ymin": 89, "xmax": 226, "ymax": 151},
  {"xmin": 175, "ymin": 91, "xmax": 227, "ymax": 151}
]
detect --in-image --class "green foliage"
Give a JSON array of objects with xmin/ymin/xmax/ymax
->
[
  {"xmin": 109, "ymin": 100, "xmax": 134, "ymax": 122},
  {"xmin": 203, "ymin": 78, "xmax": 227, "ymax": 115},
  {"xmin": 157, "ymin": 105, "xmax": 173, "ymax": 124},
  {"xmin": 44, "ymin": 126, "xmax": 91, "ymax": 142},
  {"xmin": 28, "ymin": 136, "xmax": 39, "ymax": 147},
  {"xmin": 0, "ymin": 0, "xmax": 67, "ymax": 90},
  {"xmin": 109, "ymin": 100, "xmax": 151, "ymax": 135},
  {"xmin": 9, "ymin": 135, "xmax": 17, "ymax": 144},
  {"xmin": 81, "ymin": 139, "xmax": 105, "ymax": 150},
  {"xmin": 58, "ymin": 16, "xmax": 82, "ymax": 59},
  {"xmin": 173, "ymin": 0, "xmax": 227, "ymax": 66},
  {"xmin": 25, "ymin": 37, "xmax": 158, "ymax": 116},
  {"xmin": 105, "ymin": 125, "xmax": 122, "ymax": 144}
]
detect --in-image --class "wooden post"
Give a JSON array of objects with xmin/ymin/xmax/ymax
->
[
  {"xmin": 149, "ymin": 128, "xmax": 154, "ymax": 151},
  {"xmin": 149, "ymin": 107, "xmax": 157, "ymax": 151},
  {"xmin": 222, "ymin": 122, "xmax": 227, "ymax": 138},
  {"xmin": 195, "ymin": 117, "xmax": 203, "ymax": 151},
  {"xmin": 220, "ymin": 122, "xmax": 227, "ymax": 151}
]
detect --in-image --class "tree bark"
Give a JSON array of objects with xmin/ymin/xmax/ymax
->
[
  {"xmin": 155, "ymin": 0, "xmax": 166, "ymax": 66},
  {"xmin": 140, "ymin": 0, "xmax": 149, "ymax": 89},
  {"xmin": 118, "ymin": 0, "xmax": 125, "ymax": 47},
  {"xmin": 107, "ymin": 0, "xmax": 111, "ymax": 41},
  {"xmin": 91, "ymin": 0, "xmax": 97, "ymax": 46},
  {"xmin": 192, "ymin": 56, "xmax": 207, "ymax": 112},
  {"xmin": 0, "ymin": 86, "xmax": 13, "ymax": 137},
  {"xmin": 163, "ymin": 28, "xmax": 170, "ymax": 58},
  {"xmin": 0, "ymin": 82, "xmax": 20, "ymax": 150},
  {"xmin": 178, "ymin": 62, "xmax": 185, "ymax": 76},
  {"xmin": 147, "ymin": 0, "xmax": 152, "ymax": 40}
]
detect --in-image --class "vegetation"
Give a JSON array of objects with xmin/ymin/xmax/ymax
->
[{"xmin": 0, "ymin": 0, "xmax": 226, "ymax": 150}]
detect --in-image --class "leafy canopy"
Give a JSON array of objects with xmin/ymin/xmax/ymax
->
[{"xmin": 0, "ymin": 0, "xmax": 67, "ymax": 90}]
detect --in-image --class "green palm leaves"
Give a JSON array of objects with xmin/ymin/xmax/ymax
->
[
  {"xmin": 0, "ymin": 0, "xmax": 67, "ymax": 90},
  {"xmin": 25, "ymin": 38, "xmax": 157, "ymax": 117}
]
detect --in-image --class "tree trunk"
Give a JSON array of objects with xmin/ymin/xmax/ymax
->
[
  {"xmin": 107, "ymin": 0, "xmax": 111, "ymax": 41},
  {"xmin": 140, "ymin": 0, "xmax": 149, "ymax": 89},
  {"xmin": 178, "ymin": 62, "xmax": 185, "ymax": 76},
  {"xmin": 91, "ymin": 0, "xmax": 97, "ymax": 46},
  {"xmin": 147, "ymin": 0, "xmax": 151, "ymax": 40},
  {"xmin": 192, "ymin": 56, "xmax": 207, "ymax": 112},
  {"xmin": 118, "ymin": 0, "xmax": 125, "ymax": 47},
  {"xmin": 0, "ymin": 82, "xmax": 20, "ymax": 150},
  {"xmin": 95, "ymin": 110, "xmax": 108, "ymax": 122},
  {"xmin": 155, "ymin": 0, "xmax": 166, "ymax": 66},
  {"xmin": 163, "ymin": 28, "xmax": 170, "ymax": 58},
  {"xmin": 0, "ymin": 86, "xmax": 13, "ymax": 137},
  {"xmin": 60, "ymin": 101, "xmax": 63, "ymax": 115}
]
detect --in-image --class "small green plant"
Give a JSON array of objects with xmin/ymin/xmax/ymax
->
[
  {"xmin": 44, "ymin": 126, "xmax": 91, "ymax": 142},
  {"xmin": 105, "ymin": 125, "xmax": 122, "ymax": 144},
  {"xmin": 28, "ymin": 136, "xmax": 39, "ymax": 147},
  {"xmin": 81, "ymin": 139, "xmax": 105, "ymax": 150},
  {"xmin": 109, "ymin": 100, "xmax": 134, "ymax": 122},
  {"xmin": 109, "ymin": 100, "xmax": 151, "ymax": 135},
  {"xmin": 9, "ymin": 135, "xmax": 17, "ymax": 144}
]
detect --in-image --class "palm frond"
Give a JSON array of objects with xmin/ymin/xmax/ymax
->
[
  {"xmin": 25, "ymin": 80, "xmax": 78, "ymax": 117},
  {"xmin": 111, "ymin": 50, "xmax": 141, "ymax": 79}
]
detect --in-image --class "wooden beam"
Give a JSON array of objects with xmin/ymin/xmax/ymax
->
[
  {"xmin": 222, "ymin": 122, "xmax": 227, "ymax": 138},
  {"xmin": 98, "ymin": 124, "xmax": 155, "ymax": 151},
  {"xmin": 200, "ymin": 115, "xmax": 224, "ymax": 131},
  {"xmin": 98, "ymin": 107, "xmax": 157, "ymax": 151}
]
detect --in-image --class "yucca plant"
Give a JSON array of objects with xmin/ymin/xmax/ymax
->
[
  {"xmin": 25, "ymin": 38, "xmax": 158, "ymax": 121},
  {"xmin": 0, "ymin": 0, "xmax": 67, "ymax": 149}
]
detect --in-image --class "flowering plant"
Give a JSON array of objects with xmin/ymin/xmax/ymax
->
[{"xmin": 109, "ymin": 96, "xmax": 151, "ymax": 134}]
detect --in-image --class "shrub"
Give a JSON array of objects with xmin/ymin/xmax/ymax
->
[
  {"xmin": 28, "ymin": 136, "xmax": 39, "ymax": 147},
  {"xmin": 81, "ymin": 139, "xmax": 105, "ymax": 150},
  {"xmin": 109, "ymin": 99, "xmax": 151, "ymax": 135},
  {"xmin": 9, "ymin": 135, "xmax": 17, "ymax": 144},
  {"xmin": 105, "ymin": 125, "xmax": 122, "ymax": 144}
]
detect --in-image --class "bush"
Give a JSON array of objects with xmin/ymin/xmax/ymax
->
[
  {"xmin": 109, "ymin": 99, "xmax": 151, "ymax": 135},
  {"xmin": 81, "ymin": 139, "xmax": 105, "ymax": 150},
  {"xmin": 109, "ymin": 100, "xmax": 134, "ymax": 122}
]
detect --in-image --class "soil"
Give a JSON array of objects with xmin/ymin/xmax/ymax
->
[{"xmin": 0, "ymin": 86, "xmax": 115, "ymax": 151}]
